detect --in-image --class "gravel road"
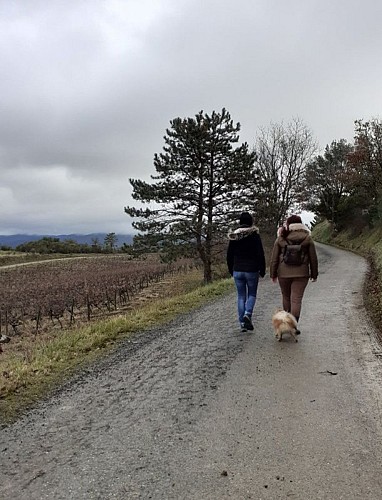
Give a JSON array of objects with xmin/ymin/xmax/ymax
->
[{"xmin": 1, "ymin": 243, "xmax": 382, "ymax": 499}]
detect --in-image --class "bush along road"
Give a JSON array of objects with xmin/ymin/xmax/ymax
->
[{"xmin": 1, "ymin": 243, "xmax": 382, "ymax": 499}]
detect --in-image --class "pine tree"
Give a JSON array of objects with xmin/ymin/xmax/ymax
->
[
  {"xmin": 104, "ymin": 233, "xmax": 118, "ymax": 253},
  {"xmin": 125, "ymin": 109, "xmax": 256, "ymax": 283}
]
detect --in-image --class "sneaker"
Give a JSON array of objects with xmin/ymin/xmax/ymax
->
[
  {"xmin": 243, "ymin": 315, "xmax": 254, "ymax": 331},
  {"xmin": 0, "ymin": 334, "xmax": 10, "ymax": 343},
  {"xmin": 295, "ymin": 329, "xmax": 301, "ymax": 335},
  {"xmin": 240, "ymin": 323, "xmax": 247, "ymax": 332}
]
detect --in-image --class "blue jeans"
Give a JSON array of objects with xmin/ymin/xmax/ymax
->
[{"xmin": 233, "ymin": 271, "xmax": 260, "ymax": 324}]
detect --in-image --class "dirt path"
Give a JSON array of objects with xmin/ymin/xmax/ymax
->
[{"xmin": 1, "ymin": 243, "xmax": 382, "ymax": 499}]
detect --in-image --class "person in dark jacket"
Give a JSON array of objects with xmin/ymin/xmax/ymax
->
[{"xmin": 227, "ymin": 212, "xmax": 266, "ymax": 332}]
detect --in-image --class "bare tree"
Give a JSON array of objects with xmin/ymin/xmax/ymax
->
[{"xmin": 249, "ymin": 118, "xmax": 317, "ymax": 232}]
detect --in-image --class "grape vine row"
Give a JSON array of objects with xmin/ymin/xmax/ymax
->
[{"xmin": 0, "ymin": 255, "xmax": 193, "ymax": 336}]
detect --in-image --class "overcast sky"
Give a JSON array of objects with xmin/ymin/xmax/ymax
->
[{"xmin": 1, "ymin": 0, "xmax": 381, "ymax": 235}]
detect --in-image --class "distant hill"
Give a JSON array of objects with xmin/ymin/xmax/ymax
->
[{"xmin": 0, "ymin": 233, "xmax": 134, "ymax": 249}]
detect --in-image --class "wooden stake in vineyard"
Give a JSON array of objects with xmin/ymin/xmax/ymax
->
[{"xmin": 86, "ymin": 294, "xmax": 91, "ymax": 321}]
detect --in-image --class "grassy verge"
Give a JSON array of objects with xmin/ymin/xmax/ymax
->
[
  {"xmin": 312, "ymin": 220, "xmax": 382, "ymax": 341},
  {"xmin": 0, "ymin": 270, "xmax": 233, "ymax": 424}
]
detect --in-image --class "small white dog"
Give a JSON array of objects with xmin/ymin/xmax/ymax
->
[{"xmin": 272, "ymin": 310, "xmax": 298, "ymax": 342}]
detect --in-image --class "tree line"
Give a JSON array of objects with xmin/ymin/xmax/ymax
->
[
  {"xmin": 9, "ymin": 233, "xmax": 123, "ymax": 254},
  {"xmin": 125, "ymin": 108, "xmax": 382, "ymax": 283},
  {"xmin": 303, "ymin": 119, "xmax": 382, "ymax": 232}
]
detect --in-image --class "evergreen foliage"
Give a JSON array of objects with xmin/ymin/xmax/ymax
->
[
  {"xmin": 15, "ymin": 236, "xmax": 121, "ymax": 254},
  {"xmin": 16, "ymin": 237, "xmax": 93, "ymax": 254},
  {"xmin": 302, "ymin": 139, "xmax": 353, "ymax": 226},
  {"xmin": 346, "ymin": 119, "xmax": 382, "ymax": 225},
  {"xmin": 104, "ymin": 232, "xmax": 118, "ymax": 252},
  {"xmin": 124, "ymin": 109, "xmax": 256, "ymax": 282}
]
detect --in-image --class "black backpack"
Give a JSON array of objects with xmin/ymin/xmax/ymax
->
[{"xmin": 282, "ymin": 236, "xmax": 308, "ymax": 266}]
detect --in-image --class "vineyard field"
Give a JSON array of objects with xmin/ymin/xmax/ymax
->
[{"xmin": 0, "ymin": 255, "xmax": 193, "ymax": 337}]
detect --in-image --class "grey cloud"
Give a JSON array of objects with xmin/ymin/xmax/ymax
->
[{"xmin": 0, "ymin": 0, "xmax": 381, "ymax": 234}]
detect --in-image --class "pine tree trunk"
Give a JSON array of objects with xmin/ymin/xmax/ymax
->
[{"xmin": 203, "ymin": 258, "xmax": 212, "ymax": 284}]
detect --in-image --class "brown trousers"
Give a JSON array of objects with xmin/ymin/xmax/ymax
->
[{"xmin": 278, "ymin": 277, "xmax": 309, "ymax": 321}]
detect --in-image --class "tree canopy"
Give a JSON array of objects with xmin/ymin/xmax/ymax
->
[
  {"xmin": 125, "ymin": 108, "xmax": 256, "ymax": 282},
  {"xmin": 302, "ymin": 139, "xmax": 353, "ymax": 226},
  {"xmin": 300, "ymin": 119, "xmax": 382, "ymax": 232},
  {"xmin": 346, "ymin": 119, "xmax": 382, "ymax": 223},
  {"xmin": 124, "ymin": 110, "xmax": 382, "ymax": 279},
  {"xmin": 249, "ymin": 118, "xmax": 317, "ymax": 230}
]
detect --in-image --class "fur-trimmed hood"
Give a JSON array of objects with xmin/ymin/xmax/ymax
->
[
  {"xmin": 270, "ymin": 221, "xmax": 318, "ymax": 280},
  {"xmin": 288, "ymin": 222, "xmax": 310, "ymax": 234},
  {"xmin": 228, "ymin": 225, "xmax": 259, "ymax": 241},
  {"xmin": 282, "ymin": 222, "xmax": 311, "ymax": 244}
]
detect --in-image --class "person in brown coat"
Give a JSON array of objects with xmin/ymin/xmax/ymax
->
[{"xmin": 270, "ymin": 214, "xmax": 318, "ymax": 334}]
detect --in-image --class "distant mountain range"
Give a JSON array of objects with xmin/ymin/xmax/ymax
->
[{"xmin": 0, "ymin": 233, "xmax": 134, "ymax": 248}]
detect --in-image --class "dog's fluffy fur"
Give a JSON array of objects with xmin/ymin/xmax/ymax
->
[{"xmin": 272, "ymin": 310, "xmax": 298, "ymax": 342}]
